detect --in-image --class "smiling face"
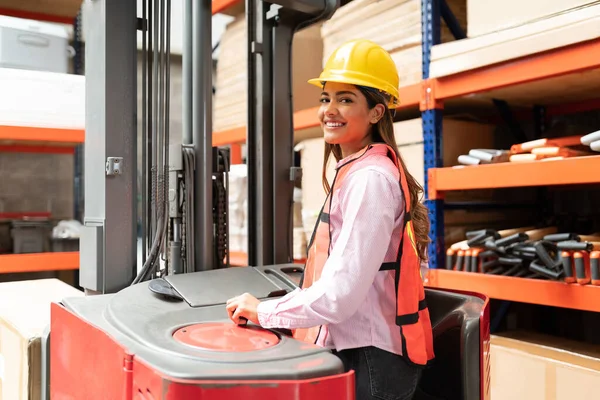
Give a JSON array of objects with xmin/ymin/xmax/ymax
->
[{"xmin": 318, "ymin": 82, "xmax": 385, "ymax": 158}]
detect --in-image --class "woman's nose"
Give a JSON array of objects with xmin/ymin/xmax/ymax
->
[{"xmin": 324, "ymin": 101, "xmax": 338, "ymax": 116}]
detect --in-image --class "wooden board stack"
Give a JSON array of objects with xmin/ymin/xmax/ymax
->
[
  {"xmin": 467, "ymin": 0, "xmax": 597, "ymax": 37},
  {"xmin": 430, "ymin": 1, "xmax": 600, "ymax": 79},
  {"xmin": 321, "ymin": 0, "xmax": 466, "ymax": 88},
  {"xmin": 213, "ymin": 14, "xmax": 324, "ymax": 133}
]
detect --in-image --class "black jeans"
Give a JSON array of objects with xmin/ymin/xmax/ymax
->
[{"xmin": 334, "ymin": 346, "xmax": 422, "ymax": 400}]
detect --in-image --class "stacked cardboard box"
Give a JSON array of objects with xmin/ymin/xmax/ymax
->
[
  {"xmin": 321, "ymin": 0, "xmax": 466, "ymax": 88},
  {"xmin": 491, "ymin": 331, "xmax": 600, "ymax": 400},
  {"xmin": 213, "ymin": 15, "xmax": 324, "ymax": 133}
]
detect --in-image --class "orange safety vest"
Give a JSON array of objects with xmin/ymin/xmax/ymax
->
[{"xmin": 293, "ymin": 143, "xmax": 435, "ymax": 367}]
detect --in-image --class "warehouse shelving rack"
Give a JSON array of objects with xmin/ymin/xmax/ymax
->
[
  {"xmin": 210, "ymin": 0, "xmax": 600, "ymax": 312},
  {"xmin": 0, "ymin": 4, "xmax": 82, "ymax": 274},
  {"xmin": 419, "ymin": 0, "xmax": 600, "ymax": 312}
]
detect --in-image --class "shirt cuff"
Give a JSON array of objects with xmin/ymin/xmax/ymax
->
[{"xmin": 257, "ymin": 299, "xmax": 278, "ymax": 328}]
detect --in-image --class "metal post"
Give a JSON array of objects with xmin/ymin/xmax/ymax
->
[
  {"xmin": 192, "ymin": 0, "xmax": 213, "ymax": 271},
  {"xmin": 79, "ymin": 0, "xmax": 137, "ymax": 293},
  {"xmin": 247, "ymin": 0, "xmax": 274, "ymax": 266},
  {"xmin": 422, "ymin": 0, "xmax": 444, "ymax": 269},
  {"xmin": 183, "ymin": 0, "xmax": 193, "ymax": 145},
  {"xmin": 271, "ymin": 19, "xmax": 295, "ymax": 264}
]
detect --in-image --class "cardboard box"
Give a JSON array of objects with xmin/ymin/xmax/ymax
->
[
  {"xmin": 491, "ymin": 331, "xmax": 600, "ymax": 399},
  {"xmin": 0, "ymin": 279, "xmax": 83, "ymax": 400}
]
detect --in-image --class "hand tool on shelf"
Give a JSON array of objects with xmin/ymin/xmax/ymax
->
[
  {"xmin": 510, "ymin": 135, "xmax": 583, "ymax": 154},
  {"xmin": 560, "ymin": 251, "xmax": 577, "ymax": 283},
  {"xmin": 573, "ymin": 251, "xmax": 591, "ymax": 285},
  {"xmin": 457, "ymin": 155, "xmax": 484, "ymax": 165},
  {"xmin": 581, "ymin": 130, "xmax": 600, "ymax": 146},
  {"xmin": 591, "ymin": 251, "xmax": 600, "ymax": 286},
  {"xmin": 457, "ymin": 149, "xmax": 511, "ymax": 166},
  {"xmin": 446, "ymin": 226, "xmax": 572, "ymax": 281},
  {"xmin": 452, "ymin": 226, "xmax": 535, "ymax": 251},
  {"xmin": 530, "ymin": 146, "xmax": 592, "ymax": 158}
]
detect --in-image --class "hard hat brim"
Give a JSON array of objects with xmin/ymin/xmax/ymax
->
[{"xmin": 308, "ymin": 76, "xmax": 399, "ymax": 108}]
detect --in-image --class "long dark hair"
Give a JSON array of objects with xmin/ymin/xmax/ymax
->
[{"xmin": 321, "ymin": 86, "xmax": 431, "ymax": 262}]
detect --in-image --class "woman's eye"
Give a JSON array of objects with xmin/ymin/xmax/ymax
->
[
  {"xmin": 339, "ymin": 98, "xmax": 352, "ymax": 103},
  {"xmin": 320, "ymin": 98, "xmax": 330, "ymax": 103}
]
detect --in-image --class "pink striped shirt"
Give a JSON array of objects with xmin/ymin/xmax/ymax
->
[{"xmin": 257, "ymin": 152, "xmax": 408, "ymax": 356}]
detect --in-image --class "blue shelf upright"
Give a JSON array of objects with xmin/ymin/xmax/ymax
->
[{"xmin": 421, "ymin": 0, "xmax": 444, "ymax": 269}]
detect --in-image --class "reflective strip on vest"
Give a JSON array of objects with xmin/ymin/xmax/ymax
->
[{"xmin": 293, "ymin": 144, "xmax": 435, "ymax": 366}]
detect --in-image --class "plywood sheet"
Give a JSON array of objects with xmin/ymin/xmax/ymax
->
[
  {"xmin": 467, "ymin": 0, "xmax": 596, "ymax": 37},
  {"xmin": 430, "ymin": 3, "xmax": 600, "ymax": 78}
]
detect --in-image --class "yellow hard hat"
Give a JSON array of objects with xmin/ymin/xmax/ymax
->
[{"xmin": 308, "ymin": 39, "xmax": 400, "ymax": 107}]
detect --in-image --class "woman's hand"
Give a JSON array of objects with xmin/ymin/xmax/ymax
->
[{"xmin": 226, "ymin": 293, "xmax": 261, "ymax": 325}]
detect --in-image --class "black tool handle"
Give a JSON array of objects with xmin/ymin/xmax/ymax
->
[
  {"xmin": 479, "ymin": 250, "xmax": 498, "ymax": 259},
  {"xmin": 498, "ymin": 256, "xmax": 523, "ymax": 266},
  {"xmin": 503, "ymin": 265, "xmax": 522, "ymax": 276},
  {"xmin": 574, "ymin": 252, "xmax": 589, "ymax": 284},
  {"xmin": 495, "ymin": 233, "xmax": 528, "ymax": 247},
  {"xmin": 466, "ymin": 229, "xmax": 500, "ymax": 240},
  {"xmin": 591, "ymin": 252, "xmax": 600, "ymax": 285},
  {"xmin": 514, "ymin": 269, "xmax": 529, "ymax": 278},
  {"xmin": 462, "ymin": 252, "xmax": 472, "ymax": 272},
  {"xmin": 557, "ymin": 241, "xmax": 593, "ymax": 251},
  {"xmin": 482, "ymin": 259, "xmax": 499, "ymax": 272},
  {"xmin": 534, "ymin": 241, "xmax": 562, "ymax": 270},
  {"xmin": 544, "ymin": 233, "xmax": 580, "ymax": 242},
  {"xmin": 455, "ymin": 251, "xmax": 464, "ymax": 271},
  {"xmin": 529, "ymin": 260, "xmax": 563, "ymax": 280},
  {"xmin": 446, "ymin": 249, "xmax": 455, "ymax": 270},
  {"xmin": 470, "ymin": 253, "xmax": 479, "ymax": 272},
  {"xmin": 560, "ymin": 251, "xmax": 574, "ymax": 280},
  {"xmin": 487, "ymin": 266, "xmax": 505, "ymax": 275}
]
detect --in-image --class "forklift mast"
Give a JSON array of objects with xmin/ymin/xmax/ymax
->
[{"xmin": 78, "ymin": 0, "xmax": 339, "ymax": 294}]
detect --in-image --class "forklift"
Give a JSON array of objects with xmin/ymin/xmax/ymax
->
[{"xmin": 47, "ymin": 0, "xmax": 490, "ymax": 399}]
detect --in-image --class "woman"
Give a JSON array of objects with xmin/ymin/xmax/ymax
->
[{"xmin": 226, "ymin": 39, "xmax": 435, "ymax": 400}]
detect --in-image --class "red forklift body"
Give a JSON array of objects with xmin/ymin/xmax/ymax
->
[{"xmin": 50, "ymin": 265, "xmax": 489, "ymax": 400}]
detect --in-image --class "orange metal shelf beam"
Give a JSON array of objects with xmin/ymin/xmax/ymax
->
[
  {"xmin": 0, "ymin": 252, "xmax": 79, "ymax": 274},
  {"xmin": 212, "ymin": 0, "xmax": 241, "ymax": 14},
  {"xmin": 0, "ymin": 7, "xmax": 76, "ymax": 24},
  {"xmin": 0, "ymin": 145, "xmax": 75, "ymax": 154},
  {"xmin": 426, "ymin": 269, "xmax": 600, "ymax": 313},
  {"xmin": 429, "ymin": 38, "xmax": 600, "ymax": 102},
  {"xmin": 0, "ymin": 126, "xmax": 84, "ymax": 144},
  {"xmin": 428, "ymin": 155, "xmax": 600, "ymax": 199},
  {"xmin": 213, "ymin": 126, "xmax": 246, "ymax": 146}
]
